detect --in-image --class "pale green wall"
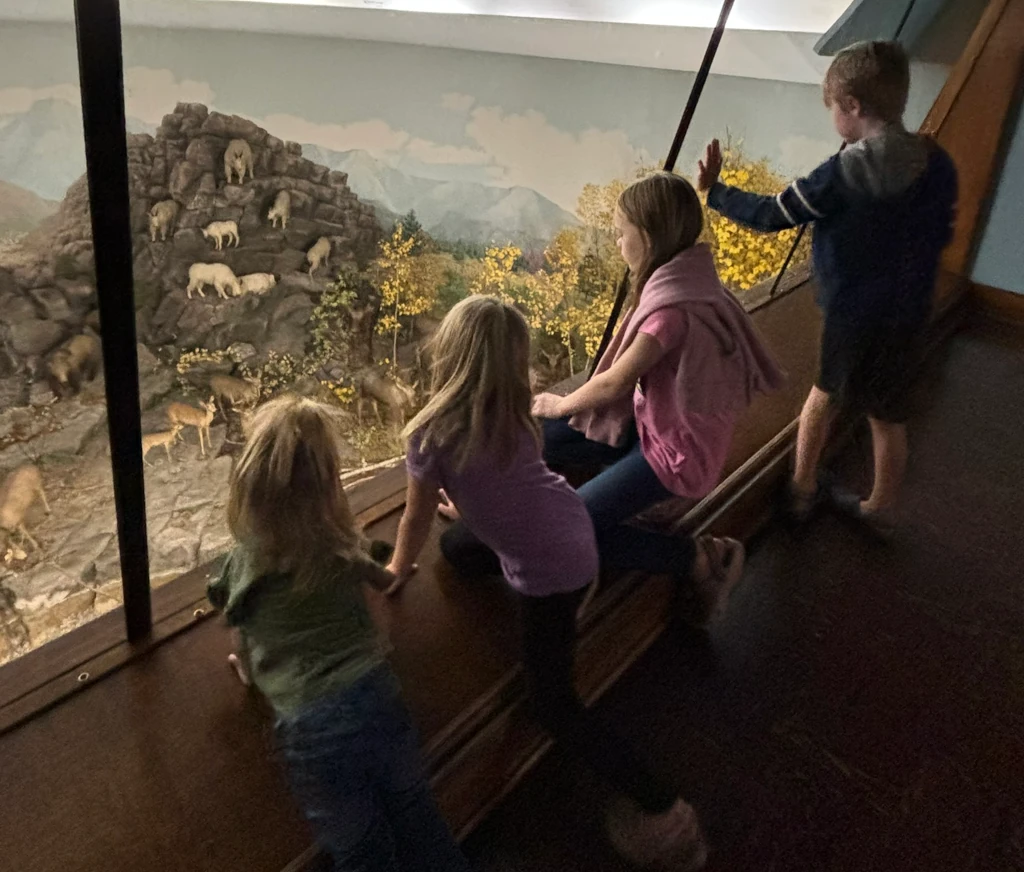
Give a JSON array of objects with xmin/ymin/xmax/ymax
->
[{"xmin": 971, "ymin": 99, "xmax": 1024, "ymax": 294}]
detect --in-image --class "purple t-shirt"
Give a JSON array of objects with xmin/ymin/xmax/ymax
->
[{"xmin": 406, "ymin": 427, "xmax": 598, "ymax": 597}]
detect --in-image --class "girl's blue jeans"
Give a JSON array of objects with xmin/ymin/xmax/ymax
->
[
  {"xmin": 440, "ymin": 416, "xmax": 696, "ymax": 579},
  {"xmin": 276, "ymin": 667, "xmax": 471, "ymax": 872}
]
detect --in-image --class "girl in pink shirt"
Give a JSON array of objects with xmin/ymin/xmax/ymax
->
[
  {"xmin": 442, "ymin": 172, "xmax": 784, "ymax": 624},
  {"xmin": 389, "ymin": 296, "xmax": 709, "ymax": 869}
]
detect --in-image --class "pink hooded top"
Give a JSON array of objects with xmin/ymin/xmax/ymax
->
[{"xmin": 570, "ymin": 244, "xmax": 786, "ymax": 497}]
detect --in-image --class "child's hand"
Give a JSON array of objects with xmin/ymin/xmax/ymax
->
[
  {"xmin": 531, "ymin": 392, "xmax": 565, "ymax": 420},
  {"xmin": 437, "ymin": 489, "xmax": 461, "ymax": 521},
  {"xmin": 384, "ymin": 561, "xmax": 417, "ymax": 596},
  {"xmin": 697, "ymin": 139, "xmax": 723, "ymax": 193}
]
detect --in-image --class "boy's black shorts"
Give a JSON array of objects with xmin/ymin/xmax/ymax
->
[{"xmin": 816, "ymin": 313, "xmax": 925, "ymax": 423}]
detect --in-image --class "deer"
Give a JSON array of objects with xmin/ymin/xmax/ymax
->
[
  {"xmin": 0, "ymin": 464, "xmax": 50, "ymax": 553},
  {"xmin": 349, "ymin": 300, "xmax": 379, "ymax": 364},
  {"xmin": 356, "ymin": 371, "xmax": 418, "ymax": 426},
  {"xmin": 209, "ymin": 374, "xmax": 262, "ymax": 414},
  {"xmin": 166, "ymin": 397, "xmax": 217, "ymax": 457},
  {"xmin": 142, "ymin": 424, "xmax": 183, "ymax": 465}
]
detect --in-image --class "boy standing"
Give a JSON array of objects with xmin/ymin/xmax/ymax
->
[{"xmin": 698, "ymin": 40, "xmax": 958, "ymax": 531}]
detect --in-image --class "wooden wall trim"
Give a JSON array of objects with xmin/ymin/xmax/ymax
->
[
  {"xmin": 971, "ymin": 281, "xmax": 1024, "ymax": 324},
  {"xmin": 921, "ymin": 0, "xmax": 1024, "ymax": 295},
  {"xmin": 920, "ymin": 0, "xmax": 1010, "ymax": 138}
]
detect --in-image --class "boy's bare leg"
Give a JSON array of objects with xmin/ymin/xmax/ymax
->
[
  {"xmin": 862, "ymin": 417, "xmax": 907, "ymax": 513},
  {"xmin": 792, "ymin": 386, "xmax": 834, "ymax": 496}
]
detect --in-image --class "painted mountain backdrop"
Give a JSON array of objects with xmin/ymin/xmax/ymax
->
[
  {"xmin": 0, "ymin": 99, "xmax": 155, "ymax": 201},
  {"xmin": 302, "ymin": 146, "xmax": 577, "ymax": 248},
  {"xmin": 0, "ymin": 100, "xmax": 576, "ymax": 248},
  {"xmin": 0, "ymin": 180, "xmax": 57, "ymax": 236}
]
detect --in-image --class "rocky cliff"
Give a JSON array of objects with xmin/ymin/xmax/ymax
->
[{"xmin": 0, "ymin": 102, "xmax": 381, "ymax": 405}]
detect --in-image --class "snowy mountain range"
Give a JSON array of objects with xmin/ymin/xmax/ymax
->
[
  {"xmin": 0, "ymin": 100, "xmax": 575, "ymax": 247},
  {"xmin": 0, "ymin": 98, "xmax": 154, "ymax": 201},
  {"xmin": 302, "ymin": 145, "xmax": 577, "ymax": 248}
]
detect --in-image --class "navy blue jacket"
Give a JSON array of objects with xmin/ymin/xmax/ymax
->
[{"xmin": 707, "ymin": 127, "xmax": 958, "ymax": 327}]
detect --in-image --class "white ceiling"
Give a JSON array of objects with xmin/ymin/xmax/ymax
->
[
  {"xmin": 2, "ymin": 0, "xmax": 850, "ymax": 83},
  {"xmin": 205, "ymin": 0, "xmax": 855, "ymax": 32}
]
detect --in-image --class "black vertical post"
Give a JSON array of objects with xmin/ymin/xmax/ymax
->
[
  {"xmin": 589, "ymin": 0, "xmax": 735, "ymax": 375},
  {"xmin": 74, "ymin": 0, "xmax": 152, "ymax": 641}
]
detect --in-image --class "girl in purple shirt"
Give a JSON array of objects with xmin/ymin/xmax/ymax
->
[{"xmin": 389, "ymin": 296, "xmax": 709, "ymax": 869}]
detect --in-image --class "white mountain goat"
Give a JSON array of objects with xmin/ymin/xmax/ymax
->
[{"xmin": 186, "ymin": 262, "xmax": 242, "ymax": 300}]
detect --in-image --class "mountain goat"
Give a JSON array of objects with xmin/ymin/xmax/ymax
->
[
  {"xmin": 306, "ymin": 237, "xmax": 331, "ymax": 277},
  {"xmin": 187, "ymin": 262, "xmax": 242, "ymax": 300},
  {"xmin": 202, "ymin": 220, "xmax": 240, "ymax": 250},
  {"xmin": 224, "ymin": 139, "xmax": 254, "ymax": 185},
  {"xmin": 267, "ymin": 190, "xmax": 291, "ymax": 229},
  {"xmin": 149, "ymin": 200, "xmax": 180, "ymax": 242},
  {"xmin": 237, "ymin": 273, "xmax": 277, "ymax": 296}
]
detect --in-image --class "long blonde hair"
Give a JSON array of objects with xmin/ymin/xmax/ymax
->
[
  {"xmin": 618, "ymin": 171, "xmax": 704, "ymax": 306},
  {"xmin": 228, "ymin": 394, "xmax": 364, "ymax": 584},
  {"xmin": 403, "ymin": 295, "xmax": 539, "ymax": 471}
]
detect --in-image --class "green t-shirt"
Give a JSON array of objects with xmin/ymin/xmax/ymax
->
[{"xmin": 207, "ymin": 544, "xmax": 396, "ymax": 718}]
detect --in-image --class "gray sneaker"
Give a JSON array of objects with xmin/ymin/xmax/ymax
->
[{"xmin": 827, "ymin": 483, "xmax": 896, "ymax": 538}]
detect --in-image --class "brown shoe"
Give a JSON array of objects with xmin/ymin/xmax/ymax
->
[{"xmin": 607, "ymin": 796, "xmax": 708, "ymax": 870}]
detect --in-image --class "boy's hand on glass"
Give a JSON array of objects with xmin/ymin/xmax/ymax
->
[
  {"xmin": 531, "ymin": 392, "xmax": 565, "ymax": 419},
  {"xmin": 383, "ymin": 562, "xmax": 417, "ymax": 596},
  {"xmin": 697, "ymin": 139, "xmax": 723, "ymax": 193}
]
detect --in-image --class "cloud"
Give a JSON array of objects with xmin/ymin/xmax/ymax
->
[
  {"xmin": 405, "ymin": 137, "xmax": 490, "ymax": 165},
  {"xmin": 123, "ymin": 67, "xmax": 215, "ymax": 125},
  {"xmin": 0, "ymin": 83, "xmax": 80, "ymax": 115},
  {"xmin": 260, "ymin": 114, "xmax": 411, "ymax": 156},
  {"xmin": 441, "ymin": 92, "xmax": 475, "ymax": 113},
  {"xmin": 778, "ymin": 134, "xmax": 834, "ymax": 176},
  {"xmin": 261, "ymin": 114, "xmax": 491, "ymax": 168},
  {"xmin": 0, "ymin": 68, "xmax": 214, "ymax": 125},
  {"xmin": 465, "ymin": 107, "xmax": 647, "ymax": 210}
]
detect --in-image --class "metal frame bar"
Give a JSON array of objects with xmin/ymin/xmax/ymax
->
[
  {"xmin": 74, "ymin": 0, "xmax": 152, "ymax": 641},
  {"xmin": 590, "ymin": 0, "xmax": 736, "ymax": 375}
]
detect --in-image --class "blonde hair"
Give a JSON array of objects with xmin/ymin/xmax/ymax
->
[
  {"xmin": 823, "ymin": 40, "xmax": 909, "ymax": 124},
  {"xmin": 617, "ymin": 171, "xmax": 704, "ymax": 305},
  {"xmin": 403, "ymin": 295, "xmax": 539, "ymax": 471},
  {"xmin": 228, "ymin": 394, "xmax": 364, "ymax": 585}
]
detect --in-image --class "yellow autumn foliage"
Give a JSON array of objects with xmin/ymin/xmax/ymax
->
[
  {"xmin": 364, "ymin": 147, "xmax": 804, "ymax": 383},
  {"xmin": 701, "ymin": 142, "xmax": 811, "ymax": 292},
  {"xmin": 373, "ymin": 223, "xmax": 447, "ymax": 368}
]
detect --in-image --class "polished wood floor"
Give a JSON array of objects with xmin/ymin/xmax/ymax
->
[{"xmin": 464, "ymin": 315, "xmax": 1024, "ymax": 872}]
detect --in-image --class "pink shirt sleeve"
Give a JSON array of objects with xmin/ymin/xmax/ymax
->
[{"xmin": 638, "ymin": 308, "xmax": 688, "ymax": 353}]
